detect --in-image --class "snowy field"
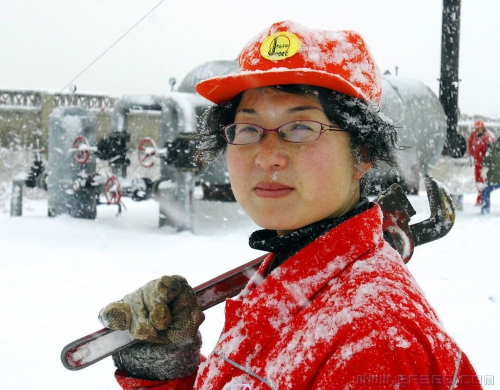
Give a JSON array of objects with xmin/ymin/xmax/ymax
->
[{"xmin": 0, "ymin": 187, "xmax": 499, "ymax": 389}]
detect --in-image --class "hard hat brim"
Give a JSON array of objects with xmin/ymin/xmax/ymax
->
[{"xmin": 195, "ymin": 68, "xmax": 367, "ymax": 105}]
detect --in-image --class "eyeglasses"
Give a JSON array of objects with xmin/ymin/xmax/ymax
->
[{"xmin": 221, "ymin": 120, "xmax": 347, "ymax": 145}]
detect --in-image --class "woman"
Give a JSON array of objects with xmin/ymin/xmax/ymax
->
[{"xmin": 99, "ymin": 21, "xmax": 481, "ymax": 389}]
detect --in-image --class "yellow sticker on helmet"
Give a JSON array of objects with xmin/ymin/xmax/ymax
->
[{"xmin": 260, "ymin": 31, "xmax": 301, "ymax": 61}]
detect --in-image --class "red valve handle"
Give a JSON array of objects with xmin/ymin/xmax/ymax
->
[
  {"xmin": 137, "ymin": 137, "xmax": 157, "ymax": 168},
  {"xmin": 72, "ymin": 136, "xmax": 91, "ymax": 164},
  {"xmin": 103, "ymin": 176, "xmax": 122, "ymax": 205}
]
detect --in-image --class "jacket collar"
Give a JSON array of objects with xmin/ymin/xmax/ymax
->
[
  {"xmin": 249, "ymin": 198, "xmax": 371, "ymax": 272},
  {"xmin": 239, "ymin": 203, "xmax": 384, "ymax": 352}
]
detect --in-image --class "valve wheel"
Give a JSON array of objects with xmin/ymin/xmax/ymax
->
[
  {"xmin": 104, "ymin": 176, "xmax": 122, "ymax": 205},
  {"xmin": 72, "ymin": 136, "xmax": 91, "ymax": 164},
  {"xmin": 138, "ymin": 137, "xmax": 157, "ymax": 168}
]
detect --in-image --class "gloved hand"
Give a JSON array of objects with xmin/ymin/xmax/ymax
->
[
  {"xmin": 99, "ymin": 275, "xmax": 205, "ymax": 380},
  {"xmin": 481, "ymin": 167, "xmax": 489, "ymax": 181},
  {"xmin": 476, "ymin": 181, "xmax": 486, "ymax": 191},
  {"xmin": 112, "ymin": 331, "xmax": 202, "ymax": 380}
]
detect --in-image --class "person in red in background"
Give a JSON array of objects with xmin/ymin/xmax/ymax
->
[{"xmin": 468, "ymin": 119, "xmax": 496, "ymax": 205}]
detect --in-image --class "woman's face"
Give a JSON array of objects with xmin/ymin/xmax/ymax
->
[{"xmin": 226, "ymin": 87, "xmax": 371, "ymax": 235}]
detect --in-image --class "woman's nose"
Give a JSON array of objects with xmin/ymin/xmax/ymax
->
[{"xmin": 254, "ymin": 133, "xmax": 289, "ymax": 170}]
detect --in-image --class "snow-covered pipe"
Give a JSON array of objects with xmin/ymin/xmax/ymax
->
[
  {"xmin": 157, "ymin": 92, "xmax": 210, "ymax": 230},
  {"xmin": 110, "ymin": 95, "xmax": 165, "ymax": 178},
  {"xmin": 112, "ymin": 95, "xmax": 163, "ymax": 133},
  {"xmin": 160, "ymin": 92, "xmax": 209, "ymax": 141},
  {"xmin": 10, "ymin": 176, "xmax": 26, "ymax": 216},
  {"xmin": 47, "ymin": 107, "xmax": 98, "ymax": 219}
]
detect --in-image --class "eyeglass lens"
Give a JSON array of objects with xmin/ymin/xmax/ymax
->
[{"xmin": 224, "ymin": 121, "xmax": 328, "ymax": 145}]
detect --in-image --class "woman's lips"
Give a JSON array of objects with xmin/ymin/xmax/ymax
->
[{"xmin": 254, "ymin": 182, "xmax": 293, "ymax": 198}]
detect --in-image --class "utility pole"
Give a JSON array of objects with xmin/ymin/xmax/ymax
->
[{"xmin": 439, "ymin": 0, "xmax": 466, "ymax": 157}]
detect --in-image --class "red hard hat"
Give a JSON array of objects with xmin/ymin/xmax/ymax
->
[
  {"xmin": 196, "ymin": 21, "xmax": 382, "ymax": 106},
  {"xmin": 474, "ymin": 119, "xmax": 485, "ymax": 128}
]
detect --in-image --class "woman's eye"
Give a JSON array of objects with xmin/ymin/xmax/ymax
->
[
  {"xmin": 291, "ymin": 123, "xmax": 314, "ymax": 131},
  {"xmin": 236, "ymin": 125, "xmax": 260, "ymax": 134}
]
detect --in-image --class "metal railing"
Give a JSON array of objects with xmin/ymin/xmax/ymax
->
[
  {"xmin": 53, "ymin": 94, "xmax": 115, "ymax": 109},
  {"xmin": 0, "ymin": 90, "xmax": 42, "ymax": 108},
  {"xmin": 0, "ymin": 89, "xmax": 115, "ymax": 109}
]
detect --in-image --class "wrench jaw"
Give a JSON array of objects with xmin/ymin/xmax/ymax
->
[
  {"xmin": 374, "ymin": 183, "xmax": 416, "ymax": 264},
  {"xmin": 374, "ymin": 175, "xmax": 456, "ymax": 263},
  {"xmin": 410, "ymin": 176, "xmax": 456, "ymax": 248}
]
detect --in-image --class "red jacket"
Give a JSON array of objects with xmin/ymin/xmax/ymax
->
[
  {"xmin": 468, "ymin": 129, "xmax": 496, "ymax": 164},
  {"xmin": 116, "ymin": 204, "xmax": 481, "ymax": 390}
]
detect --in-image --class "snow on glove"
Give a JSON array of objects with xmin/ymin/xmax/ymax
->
[
  {"xmin": 98, "ymin": 275, "xmax": 205, "ymax": 344},
  {"xmin": 112, "ymin": 331, "xmax": 202, "ymax": 380}
]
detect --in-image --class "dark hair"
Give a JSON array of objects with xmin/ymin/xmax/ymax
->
[{"xmin": 195, "ymin": 84, "xmax": 403, "ymax": 169}]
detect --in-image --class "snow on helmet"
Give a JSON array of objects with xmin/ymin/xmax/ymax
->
[
  {"xmin": 195, "ymin": 20, "xmax": 382, "ymax": 106},
  {"xmin": 473, "ymin": 119, "xmax": 485, "ymax": 129}
]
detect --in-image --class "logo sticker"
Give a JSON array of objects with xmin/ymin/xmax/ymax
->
[{"xmin": 260, "ymin": 31, "xmax": 301, "ymax": 61}]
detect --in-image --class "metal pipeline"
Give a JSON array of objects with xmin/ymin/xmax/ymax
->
[
  {"xmin": 112, "ymin": 95, "xmax": 164, "ymax": 133},
  {"xmin": 10, "ymin": 176, "xmax": 26, "ymax": 216}
]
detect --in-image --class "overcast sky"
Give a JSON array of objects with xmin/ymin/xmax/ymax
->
[{"xmin": 1, "ymin": 0, "xmax": 499, "ymax": 117}]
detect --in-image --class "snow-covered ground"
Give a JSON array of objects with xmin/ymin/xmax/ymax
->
[{"xmin": 0, "ymin": 186, "xmax": 499, "ymax": 389}]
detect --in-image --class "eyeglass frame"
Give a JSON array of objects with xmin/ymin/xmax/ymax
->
[{"xmin": 221, "ymin": 120, "xmax": 347, "ymax": 145}]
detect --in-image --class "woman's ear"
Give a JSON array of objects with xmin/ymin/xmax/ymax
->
[
  {"xmin": 353, "ymin": 147, "xmax": 372, "ymax": 180},
  {"xmin": 354, "ymin": 160, "xmax": 372, "ymax": 180}
]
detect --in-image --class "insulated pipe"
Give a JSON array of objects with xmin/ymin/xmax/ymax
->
[
  {"xmin": 159, "ymin": 92, "xmax": 207, "ymax": 142},
  {"xmin": 47, "ymin": 107, "xmax": 98, "ymax": 219},
  {"xmin": 157, "ymin": 92, "xmax": 209, "ymax": 230},
  {"xmin": 10, "ymin": 177, "xmax": 25, "ymax": 216},
  {"xmin": 110, "ymin": 95, "xmax": 164, "ymax": 177},
  {"xmin": 111, "ymin": 95, "xmax": 163, "ymax": 133}
]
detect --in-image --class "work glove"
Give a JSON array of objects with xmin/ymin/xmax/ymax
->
[
  {"xmin": 99, "ymin": 275, "xmax": 205, "ymax": 380},
  {"xmin": 111, "ymin": 331, "xmax": 202, "ymax": 380},
  {"xmin": 481, "ymin": 167, "xmax": 489, "ymax": 181},
  {"xmin": 476, "ymin": 181, "xmax": 486, "ymax": 191}
]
